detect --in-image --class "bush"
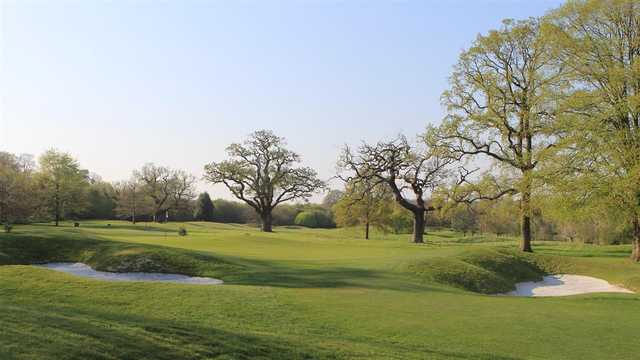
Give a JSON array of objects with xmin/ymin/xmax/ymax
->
[
  {"xmin": 294, "ymin": 210, "xmax": 335, "ymax": 228},
  {"xmin": 178, "ymin": 227, "xmax": 188, "ymax": 236},
  {"xmin": 4, "ymin": 223, "xmax": 12, "ymax": 233}
]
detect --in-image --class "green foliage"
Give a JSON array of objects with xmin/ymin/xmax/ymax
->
[
  {"xmin": 271, "ymin": 203, "xmax": 303, "ymax": 226},
  {"xmin": 82, "ymin": 181, "xmax": 117, "ymax": 219},
  {"xmin": 294, "ymin": 210, "xmax": 335, "ymax": 228},
  {"xmin": 194, "ymin": 192, "xmax": 215, "ymax": 222},
  {"xmin": 389, "ymin": 205, "xmax": 414, "ymax": 234},
  {"xmin": 332, "ymin": 180, "xmax": 393, "ymax": 237},
  {"xmin": 212, "ymin": 199, "xmax": 255, "ymax": 223},
  {"xmin": 37, "ymin": 149, "xmax": 90, "ymax": 224},
  {"xmin": 0, "ymin": 152, "xmax": 37, "ymax": 223}
]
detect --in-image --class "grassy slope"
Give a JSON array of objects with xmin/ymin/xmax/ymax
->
[{"xmin": 1, "ymin": 221, "xmax": 639, "ymax": 360}]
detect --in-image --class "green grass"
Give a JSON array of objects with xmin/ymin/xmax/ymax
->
[{"xmin": 1, "ymin": 221, "xmax": 639, "ymax": 359}]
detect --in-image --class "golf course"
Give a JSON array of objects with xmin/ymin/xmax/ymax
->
[
  {"xmin": 3, "ymin": 0, "xmax": 640, "ymax": 358},
  {"xmin": 1, "ymin": 221, "xmax": 638, "ymax": 360}
]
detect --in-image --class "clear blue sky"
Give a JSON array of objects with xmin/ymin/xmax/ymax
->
[{"xmin": 0, "ymin": 0, "xmax": 562, "ymax": 199}]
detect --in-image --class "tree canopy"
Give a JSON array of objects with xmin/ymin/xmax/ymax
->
[{"xmin": 204, "ymin": 130, "xmax": 325, "ymax": 232}]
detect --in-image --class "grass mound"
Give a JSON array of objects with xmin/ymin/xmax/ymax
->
[
  {"xmin": 0, "ymin": 231, "xmax": 242, "ymax": 279},
  {"xmin": 405, "ymin": 248, "xmax": 547, "ymax": 294}
]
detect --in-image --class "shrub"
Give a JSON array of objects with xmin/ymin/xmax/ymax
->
[
  {"xmin": 178, "ymin": 227, "xmax": 188, "ymax": 236},
  {"xmin": 294, "ymin": 210, "xmax": 335, "ymax": 228}
]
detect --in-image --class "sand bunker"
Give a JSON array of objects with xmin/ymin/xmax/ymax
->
[
  {"xmin": 505, "ymin": 274, "xmax": 633, "ymax": 297},
  {"xmin": 35, "ymin": 262, "xmax": 223, "ymax": 285}
]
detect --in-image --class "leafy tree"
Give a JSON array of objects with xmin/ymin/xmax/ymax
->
[
  {"xmin": 82, "ymin": 181, "xmax": 117, "ymax": 219},
  {"xmin": 113, "ymin": 178, "xmax": 151, "ymax": 223},
  {"xmin": 448, "ymin": 204, "xmax": 478, "ymax": 236},
  {"xmin": 333, "ymin": 180, "xmax": 393, "ymax": 239},
  {"xmin": 211, "ymin": 199, "xmax": 255, "ymax": 223},
  {"xmin": 0, "ymin": 152, "xmax": 37, "ymax": 224},
  {"xmin": 36, "ymin": 150, "xmax": 89, "ymax": 226},
  {"xmin": 294, "ymin": 209, "xmax": 335, "ymax": 229},
  {"xmin": 204, "ymin": 130, "xmax": 325, "ymax": 232},
  {"xmin": 544, "ymin": 0, "xmax": 640, "ymax": 261},
  {"xmin": 433, "ymin": 18, "xmax": 567, "ymax": 252},
  {"xmin": 194, "ymin": 192, "xmax": 215, "ymax": 221},
  {"xmin": 338, "ymin": 135, "xmax": 452, "ymax": 243},
  {"xmin": 272, "ymin": 203, "xmax": 304, "ymax": 226}
]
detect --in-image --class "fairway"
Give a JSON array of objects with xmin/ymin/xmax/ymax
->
[{"xmin": 1, "ymin": 221, "xmax": 638, "ymax": 360}]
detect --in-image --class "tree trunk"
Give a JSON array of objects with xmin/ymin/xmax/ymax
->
[
  {"xmin": 365, "ymin": 221, "xmax": 370, "ymax": 240},
  {"xmin": 632, "ymin": 216, "xmax": 640, "ymax": 262},
  {"xmin": 412, "ymin": 210, "xmax": 425, "ymax": 244},
  {"xmin": 54, "ymin": 183, "xmax": 60, "ymax": 227},
  {"xmin": 520, "ymin": 173, "xmax": 533, "ymax": 252},
  {"xmin": 260, "ymin": 211, "xmax": 273, "ymax": 232}
]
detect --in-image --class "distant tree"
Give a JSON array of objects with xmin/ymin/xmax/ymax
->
[
  {"xmin": 0, "ymin": 152, "xmax": 37, "ymax": 224},
  {"xmin": 36, "ymin": 150, "xmax": 89, "ymax": 226},
  {"xmin": 134, "ymin": 164, "xmax": 196, "ymax": 222},
  {"xmin": 211, "ymin": 199, "xmax": 255, "ymax": 223},
  {"xmin": 294, "ymin": 209, "xmax": 335, "ymax": 229},
  {"xmin": 476, "ymin": 198, "xmax": 520, "ymax": 237},
  {"xmin": 321, "ymin": 189, "xmax": 344, "ymax": 209},
  {"xmin": 114, "ymin": 178, "xmax": 150, "ymax": 223},
  {"xmin": 204, "ymin": 130, "xmax": 325, "ymax": 232},
  {"xmin": 272, "ymin": 203, "xmax": 304, "ymax": 226},
  {"xmin": 447, "ymin": 204, "xmax": 478, "ymax": 236},
  {"xmin": 333, "ymin": 180, "xmax": 393, "ymax": 239},
  {"xmin": 83, "ymin": 181, "xmax": 117, "ymax": 219},
  {"xmin": 338, "ymin": 135, "xmax": 452, "ymax": 243},
  {"xmin": 194, "ymin": 192, "xmax": 215, "ymax": 221},
  {"xmin": 389, "ymin": 205, "xmax": 414, "ymax": 234}
]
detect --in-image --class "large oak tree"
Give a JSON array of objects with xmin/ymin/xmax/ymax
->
[
  {"xmin": 204, "ymin": 130, "xmax": 325, "ymax": 232},
  {"xmin": 434, "ymin": 18, "xmax": 567, "ymax": 252},
  {"xmin": 338, "ymin": 135, "xmax": 452, "ymax": 243}
]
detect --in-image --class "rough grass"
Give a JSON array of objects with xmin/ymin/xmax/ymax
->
[
  {"xmin": 0, "ymin": 230, "xmax": 242, "ymax": 279},
  {"xmin": 1, "ymin": 221, "xmax": 639, "ymax": 360},
  {"xmin": 404, "ymin": 248, "xmax": 549, "ymax": 294}
]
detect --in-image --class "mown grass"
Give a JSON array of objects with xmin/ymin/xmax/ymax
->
[{"xmin": 1, "ymin": 221, "xmax": 639, "ymax": 359}]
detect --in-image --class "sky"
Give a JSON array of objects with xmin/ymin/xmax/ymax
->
[{"xmin": 0, "ymin": 0, "xmax": 563, "ymax": 200}]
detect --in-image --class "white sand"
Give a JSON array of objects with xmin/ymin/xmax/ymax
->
[
  {"xmin": 504, "ymin": 274, "xmax": 633, "ymax": 297},
  {"xmin": 35, "ymin": 262, "xmax": 223, "ymax": 285}
]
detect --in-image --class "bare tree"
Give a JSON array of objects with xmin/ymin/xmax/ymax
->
[
  {"xmin": 204, "ymin": 130, "xmax": 325, "ymax": 232},
  {"xmin": 114, "ymin": 178, "xmax": 147, "ymax": 224},
  {"xmin": 338, "ymin": 135, "xmax": 453, "ymax": 243},
  {"xmin": 134, "ymin": 164, "xmax": 196, "ymax": 222}
]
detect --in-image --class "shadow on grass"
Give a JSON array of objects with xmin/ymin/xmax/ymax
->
[
  {"xmin": 0, "ymin": 303, "xmax": 337, "ymax": 360},
  {"xmin": 0, "ymin": 300, "xmax": 525, "ymax": 360},
  {"xmin": 0, "ymin": 231, "xmax": 452, "ymax": 294}
]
